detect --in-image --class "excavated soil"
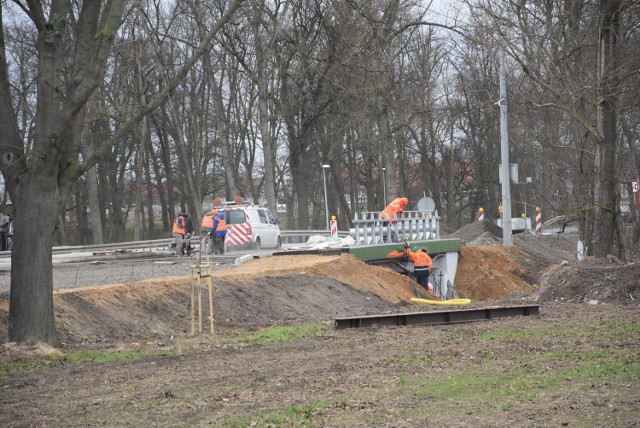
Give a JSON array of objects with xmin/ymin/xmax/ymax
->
[{"xmin": 1, "ymin": 230, "xmax": 639, "ymax": 426}]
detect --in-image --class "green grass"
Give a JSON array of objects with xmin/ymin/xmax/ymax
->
[
  {"xmin": 0, "ymin": 323, "xmax": 329, "ymax": 380},
  {"xmin": 224, "ymin": 323, "xmax": 328, "ymax": 346},
  {"xmin": 476, "ymin": 321, "xmax": 640, "ymax": 342},
  {"xmin": 385, "ymin": 321, "xmax": 640, "ymax": 420},
  {"xmin": 65, "ymin": 347, "xmax": 180, "ymax": 365},
  {"xmin": 216, "ymin": 401, "xmax": 331, "ymax": 427}
]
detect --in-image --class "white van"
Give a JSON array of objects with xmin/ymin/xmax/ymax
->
[{"xmin": 220, "ymin": 205, "xmax": 281, "ymax": 250}]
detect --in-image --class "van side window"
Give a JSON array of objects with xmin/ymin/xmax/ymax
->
[
  {"xmin": 258, "ymin": 209, "xmax": 268, "ymax": 224},
  {"xmin": 266, "ymin": 210, "xmax": 276, "ymax": 224},
  {"xmin": 227, "ymin": 210, "xmax": 246, "ymax": 225}
]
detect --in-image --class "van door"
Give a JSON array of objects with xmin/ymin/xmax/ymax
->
[
  {"xmin": 256, "ymin": 208, "xmax": 275, "ymax": 247},
  {"xmin": 265, "ymin": 209, "xmax": 280, "ymax": 247}
]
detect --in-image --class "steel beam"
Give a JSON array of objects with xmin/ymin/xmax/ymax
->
[
  {"xmin": 348, "ymin": 238, "xmax": 462, "ymax": 262},
  {"xmin": 334, "ymin": 305, "xmax": 539, "ymax": 330}
]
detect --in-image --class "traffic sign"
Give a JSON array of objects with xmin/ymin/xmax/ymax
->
[{"xmin": 633, "ymin": 180, "xmax": 639, "ymax": 193}]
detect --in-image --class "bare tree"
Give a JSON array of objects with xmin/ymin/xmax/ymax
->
[
  {"xmin": 0, "ymin": 0, "xmax": 243, "ymax": 344},
  {"xmin": 466, "ymin": 0, "xmax": 639, "ymax": 257}
]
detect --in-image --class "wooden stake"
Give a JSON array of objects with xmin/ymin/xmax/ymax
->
[
  {"xmin": 198, "ymin": 268, "xmax": 203, "ymax": 334},
  {"xmin": 190, "ymin": 277, "xmax": 195, "ymax": 337}
]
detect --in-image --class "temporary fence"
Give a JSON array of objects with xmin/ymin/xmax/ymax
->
[{"xmin": 350, "ymin": 210, "xmax": 440, "ymax": 246}]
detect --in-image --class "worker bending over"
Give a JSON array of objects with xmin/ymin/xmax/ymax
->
[
  {"xmin": 381, "ymin": 197, "xmax": 409, "ymax": 222},
  {"xmin": 406, "ymin": 247, "xmax": 432, "ymax": 292}
]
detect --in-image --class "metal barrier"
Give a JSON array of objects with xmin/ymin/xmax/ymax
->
[
  {"xmin": 280, "ymin": 230, "xmax": 349, "ymax": 244},
  {"xmin": 0, "ymin": 230, "xmax": 349, "ymax": 258},
  {"xmin": 350, "ymin": 210, "xmax": 440, "ymax": 246}
]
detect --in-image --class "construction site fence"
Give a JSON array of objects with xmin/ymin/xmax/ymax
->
[{"xmin": 350, "ymin": 210, "xmax": 440, "ymax": 246}]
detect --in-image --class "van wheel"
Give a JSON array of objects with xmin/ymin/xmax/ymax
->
[
  {"xmin": 276, "ymin": 236, "xmax": 282, "ymax": 249},
  {"xmin": 254, "ymin": 237, "xmax": 261, "ymax": 250}
]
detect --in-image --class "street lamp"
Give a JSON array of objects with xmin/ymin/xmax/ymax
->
[
  {"xmin": 382, "ymin": 167, "xmax": 387, "ymax": 206},
  {"xmin": 322, "ymin": 164, "xmax": 330, "ymax": 231}
]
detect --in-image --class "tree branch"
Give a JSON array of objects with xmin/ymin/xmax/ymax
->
[{"xmin": 75, "ymin": 0, "xmax": 245, "ymax": 179}]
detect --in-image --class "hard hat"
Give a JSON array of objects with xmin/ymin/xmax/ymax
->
[
  {"xmin": 401, "ymin": 197, "xmax": 409, "ymax": 204},
  {"xmin": 211, "ymin": 209, "xmax": 218, "ymax": 215}
]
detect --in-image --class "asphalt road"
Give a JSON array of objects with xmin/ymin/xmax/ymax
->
[{"xmin": 0, "ymin": 248, "xmax": 275, "ymax": 297}]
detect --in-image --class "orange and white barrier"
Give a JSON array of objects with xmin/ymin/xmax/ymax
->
[
  {"xmin": 476, "ymin": 207, "xmax": 485, "ymax": 221},
  {"xmin": 535, "ymin": 207, "xmax": 542, "ymax": 234},
  {"xmin": 330, "ymin": 216, "xmax": 339, "ymax": 240}
]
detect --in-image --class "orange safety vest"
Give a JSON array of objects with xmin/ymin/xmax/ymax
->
[
  {"xmin": 201, "ymin": 214, "xmax": 214, "ymax": 229},
  {"xmin": 215, "ymin": 218, "xmax": 227, "ymax": 232},
  {"xmin": 407, "ymin": 250, "xmax": 432, "ymax": 269},
  {"xmin": 172, "ymin": 215, "xmax": 186, "ymax": 235}
]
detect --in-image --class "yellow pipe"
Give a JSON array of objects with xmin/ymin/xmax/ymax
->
[{"xmin": 410, "ymin": 297, "xmax": 471, "ymax": 305}]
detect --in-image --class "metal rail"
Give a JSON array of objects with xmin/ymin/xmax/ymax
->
[
  {"xmin": 334, "ymin": 305, "xmax": 539, "ymax": 330},
  {"xmin": 0, "ymin": 229, "xmax": 350, "ymax": 257},
  {"xmin": 350, "ymin": 210, "xmax": 440, "ymax": 246}
]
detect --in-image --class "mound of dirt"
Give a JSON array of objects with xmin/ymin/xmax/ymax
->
[
  {"xmin": 446, "ymin": 219, "xmax": 503, "ymax": 245},
  {"xmin": 215, "ymin": 254, "xmax": 421, "ymax": 303},
  {"xmin": 454, "ymin": 246, "xmax": 537, "ymax": 301},
  {"xmin": 533, "ymin": 258, "xmax": 640, "ymax": 305}
]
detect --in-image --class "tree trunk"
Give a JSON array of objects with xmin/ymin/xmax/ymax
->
[
  {"xmin": 589, "ymin": 0, "xmax": 621, "ymax": 257},
  {"xmin": 9, "ymin": 175, "xmax": 61, "ymax": 345},
  {"xmin": 252, "ymin": 0, "xmax": 277, "ymax": 212}
]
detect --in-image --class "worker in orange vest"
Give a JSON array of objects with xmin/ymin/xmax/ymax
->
[
  {"xmin": 405, "ymin": 246, "xmax": 432, "ymax": 292},
  {"xmin": 380, "ymin": 197, "xmax": 409, "ymax": 222},
  {"xmin": 172, "ymin": 210, "xmax": 194, "ymax": 256},
  {"xmin": 201, "ymin": 209, "xmax": 217, "ymax": 254},
  {"xmin": 210, "ymin": 211, "xmax": 228, "ymax": 255}
]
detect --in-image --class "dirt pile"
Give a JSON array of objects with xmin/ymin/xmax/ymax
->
[
  {"xmin": 215, "ymin": 254, "xmax": 421, "ymax": 303},
  {"xmin": 454, "ymin": 246, "xmax": 537, "ymax": 301},
  {"xmin": 446, "ymin": 219, "xmax": 503, "ymax": 245},
  {"xmin": 533, "ymin": 258, "xmax": 640, "ymax": 305}
]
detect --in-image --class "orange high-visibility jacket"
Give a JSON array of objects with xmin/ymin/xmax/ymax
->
[
  {"xmin": 215, "ymin": 218, "xmax": 227, "ymax": 232},
  {"xmin": 381, "ymin": 197, "xmax": 408, "ymax": 220},
  {"xmin": 201, "ymin": 214, "xmax": 214, "ymax": 229},
  {"xmin": 172, "ymin": 215, "xmax": 187, "ymax": 235},
  {"xmin": 407, "ymin": 250, "xmax": 432, "ymax": 270}
]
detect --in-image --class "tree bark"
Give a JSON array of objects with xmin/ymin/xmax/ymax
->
[
  {"xmin": 251, "ymin": 0, "xmax": 278, "ymax": 212},
  {"xmin": 589, "ymin": 0, "xmax": 621, "ymax": 257}
]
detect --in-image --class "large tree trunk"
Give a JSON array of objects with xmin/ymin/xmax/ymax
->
[
  {"xmin": 9, "ymin": 175, "xmax": 61, "ymax": 344},
  {"xmin": 252, "ymin": 0, "xmax": 278, "ymax": 212},
  {"xmin": 589, "ymin": 0, "xmax": 621, "ymax": 257}
]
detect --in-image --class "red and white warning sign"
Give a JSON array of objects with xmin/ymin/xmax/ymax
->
[{"xmin": 633, "ymin": 180, "xmax": 640, "ymax": 209}]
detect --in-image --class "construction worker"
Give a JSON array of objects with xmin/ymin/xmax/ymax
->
[
  {"xmin": 210, "ymin": 211, "xmax": 228, "ymax": 255},
  {"xmin": 201, "ymin": 209, "xmax": 217, "ymax": 254},
  {"xmin": 172, "ymin": 210, "xmax": 194, "ymax": 256},
  {"xmin": 381, "ymin": 197, "xmax": 409, "ymax": 222},
  {"xmin": 406, "ymin": 246, "xmax": 432, "ymax": 292}
]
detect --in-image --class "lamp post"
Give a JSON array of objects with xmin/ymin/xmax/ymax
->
[
  {"xmin": 382, "ymin": 167, "xmax": 387, "ymax": 206},
  {"xmin": 322, "ymin": 164, "xmax": 330, "ymax": 231}
]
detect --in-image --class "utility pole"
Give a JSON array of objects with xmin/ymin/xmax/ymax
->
[{"xmin": 499, "ymin": 49, "xmax": 513, "ymax": 245}]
